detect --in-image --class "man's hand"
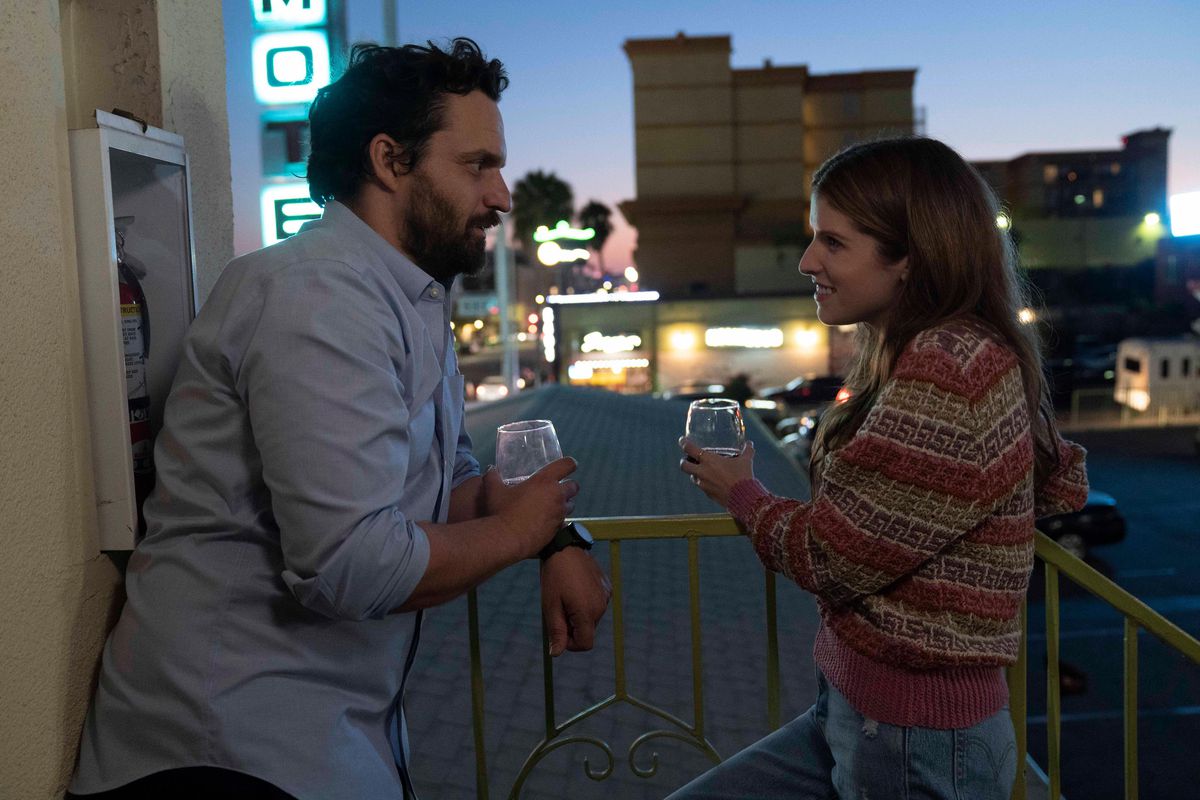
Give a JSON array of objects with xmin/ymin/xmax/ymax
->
[
  {"xmin": 483, "ymin": 457, "xmax": 580, "ymax": 560},
  {"xmin": 540, "ymin": 548, "xmax": 611, "ymax": 657}
]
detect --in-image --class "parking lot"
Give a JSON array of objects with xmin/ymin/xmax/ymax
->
[{"xmin": 1025, "ymin": 425, "xmax": 1200, "ymax": 800}]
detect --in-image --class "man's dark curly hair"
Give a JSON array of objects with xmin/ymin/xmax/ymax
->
[{"xmin": 306, "ymin": 38, "xmax": 507, "ymax": 206}]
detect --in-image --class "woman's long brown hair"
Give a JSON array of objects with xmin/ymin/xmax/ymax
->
[{"xmin": 809, "ymin": 137, "xmax": 1061, "ymax": 488}]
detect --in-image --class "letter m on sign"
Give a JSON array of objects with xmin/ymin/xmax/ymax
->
[
  {"xmin": 262, "ymin": 0, "xmax": 311, "ymax": 11},
  {"xmin": 255, "ymin": 0, "xmax": 325, "ymax": 28}
]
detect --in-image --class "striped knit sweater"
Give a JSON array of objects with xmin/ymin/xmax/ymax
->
[{"xmin": 728, "ymin": 317, "xmax": 1089, "ymax": 729}]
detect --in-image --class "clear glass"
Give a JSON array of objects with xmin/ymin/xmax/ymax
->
[
  {"xmin": 685, "ymin": 398, "xmax": 746, "ymax": 456},
  {"xmin": 496, "ymin": 419, "xmax": 563, "ymax": 485}
]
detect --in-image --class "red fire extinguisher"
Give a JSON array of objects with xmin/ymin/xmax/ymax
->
[{"xmin": 116, "ymin": 226, "xmax": 154, "ymax": 535}]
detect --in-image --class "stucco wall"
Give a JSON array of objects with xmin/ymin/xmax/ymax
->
[{"xmin": 0, "ymin": 2, "xmax": 232, "ymax": 796}]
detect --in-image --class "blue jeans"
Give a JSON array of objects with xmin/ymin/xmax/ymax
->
[{"xmin": 666, "ymin": 671, "xmax": 1016, "ymax": 800}]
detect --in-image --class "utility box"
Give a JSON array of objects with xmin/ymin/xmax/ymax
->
[{"xmin": 69, "ymin": 110, "xmax": 198, "ymax": 551}]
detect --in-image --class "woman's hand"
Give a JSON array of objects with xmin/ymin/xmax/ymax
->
[{"xmin": 679, "ymin": 437, "xmax": 755, "ymax": 509}]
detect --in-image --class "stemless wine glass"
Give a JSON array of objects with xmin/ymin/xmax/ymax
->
[
  {"xmin": 495, "ymin": 419, "xmax": 563, "ymax": 485},
  {"xmin": 685, "ymin": 398, "xmax": 746, "ymax": 457}
]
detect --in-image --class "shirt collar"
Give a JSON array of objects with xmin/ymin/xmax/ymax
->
[{"xmin": 314, "ymin": 200, "xmax": 446, "ymax": 306}]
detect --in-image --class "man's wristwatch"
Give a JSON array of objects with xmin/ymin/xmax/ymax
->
[{"xmin": 538, "ymin": 522, "xmax": 594, "ymax": 560}]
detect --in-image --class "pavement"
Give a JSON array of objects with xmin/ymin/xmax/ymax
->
[{"xmin": 406, "ymin": 386, "xmax": 821, "ymax": 799}]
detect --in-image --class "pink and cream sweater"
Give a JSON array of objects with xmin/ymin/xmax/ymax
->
[{"xmin": 728, "ymin": 318, "xmax": 1088, "ymax": 729}]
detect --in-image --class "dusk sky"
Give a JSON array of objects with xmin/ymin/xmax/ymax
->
[{"xmin": 225, "ymin": 1, "xmax": 1200, "ymax": 272}]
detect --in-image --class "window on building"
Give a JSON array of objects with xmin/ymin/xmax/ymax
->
[
  {"xmin": 1124, "ymin": 357, "xmax": 1142, "ymax": 374},
  {"xmin": 1183, "ymin": 357, "xmax": 1192, "ymax": 378},
  {"xmin": 1111, "ymin": 162, "xmax": 1121, "ymax": 175},
  {"xmin": 1043, "ymin": 164, "xmax": 1058, "ymax": 183},
  {"xmin": 1067, "ymin": 170, "xmax": 1078, "ymax": 182},
  {"xmin": 1161, "ymin": 359, "xmax": 1170, "ymax": 379},
  {"xmin": 1093, "ymin": 189, "xmax": 1104, "ymax": 207}
]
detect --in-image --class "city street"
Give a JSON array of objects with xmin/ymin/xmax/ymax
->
[{"xmin": 1026, "ymin": 425, "xmax": 1200, "ymax": 799}]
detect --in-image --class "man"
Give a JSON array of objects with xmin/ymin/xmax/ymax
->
[{"xmin": 70, "ymin": 39, "xmax": 610, "ymax": 800}]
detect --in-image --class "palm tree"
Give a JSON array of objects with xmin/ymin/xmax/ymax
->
[
  {"xmin": 511, "ymin": 170, "xmax": 574, "ymax": 258},
  {"xmin": 578, "ymin": 200, "xmax": 613, "ymax": 274}
]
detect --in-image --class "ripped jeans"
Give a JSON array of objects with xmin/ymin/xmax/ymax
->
[{"xmin": 665, "ymin": 671, "xmax": 1016, "ymax": 800}]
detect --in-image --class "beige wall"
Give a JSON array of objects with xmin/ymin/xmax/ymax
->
[{"xmin": 0, "ymin": 2, "xmax": 232, "ymax": 796}]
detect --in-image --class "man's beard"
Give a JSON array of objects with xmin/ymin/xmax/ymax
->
[{"xmin": 402, "ymin": 172, "xmax": 499, "ymax": 286}]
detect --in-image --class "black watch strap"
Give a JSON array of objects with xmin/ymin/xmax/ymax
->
[{"xmin": 538, "ymin": 522, "xmax": 594, "ymax": 560}]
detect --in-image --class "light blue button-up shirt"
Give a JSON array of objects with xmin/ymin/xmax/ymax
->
[{"xmin": 72, "ymin": 202, "xmax": 479, "ymax": 799}]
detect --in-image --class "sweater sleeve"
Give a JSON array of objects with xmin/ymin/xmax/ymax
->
[
  {"xmin": 1035, "ymin": 435, "xmax": 1089, "ymax": 518},
  {"xmin": 738, "ymin": 338, "xmax": 1020, "ymax": 607}
]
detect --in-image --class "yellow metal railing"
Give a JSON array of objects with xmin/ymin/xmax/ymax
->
[
  {"xmin": 465, "ymin": 516, "xmax": 1200, "ymax": 799},
  {"xmin": 1023, "ymin": 531, "xmax": 1200, "ymax": 800}
]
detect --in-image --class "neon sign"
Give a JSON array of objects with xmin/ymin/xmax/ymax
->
[
  {"xmin": 580, "ymin": 332, "xmax": 642, "ymax": 354},
  {"xmin": 541, "ymin": 306, "xmax": 556, "ymax": 362},
  {"xmin": 534, "ymin": 220, "xmax": 596, "ymax": 243},
  {"xmin": 252, "ymin": 30, "xmax": 331, "ymax": 105},
  {"xmin": 704, "ymin": 327, "xmax": 784, "ymax": 349},
  {"xmin": 545, "ymin": 291, "xmax": 660, "ymax": 305},
  {"xmin": 1169, "ymin": 192, "xmax": 1200, "ymax": 237},
  {"xmin": 253, "ymin": 0, "xmax": 328, "ymax": 28},
  {"xmin": 537, "ymin": 240, "xmax": 591, "ymax": 265},
  {"xmin": 261, "ymin": 182, "xmax": 322, "ymax": 245}
]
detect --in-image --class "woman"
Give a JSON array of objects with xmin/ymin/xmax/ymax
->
[{"xmin": 674, "ymin": 137, "xmax": 1088, "ymax": 799}]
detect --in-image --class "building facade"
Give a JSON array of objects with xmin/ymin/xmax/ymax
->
[
  {"xmin": 544, "ymin": 293, "xmax": 852, "ymax": 395},
  {"xmin": 973, "ymin": 128, "xmax": 1171, "ymax": 269},
  {"xmin": 618, "ymin": 34, "xmax": 916, "ymax": 298}
]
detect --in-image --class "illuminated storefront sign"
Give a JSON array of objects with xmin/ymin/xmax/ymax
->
[
  {"xmin": 252, "ymin": 30, "xmax": 331, "ymax": 105},
  {"xmin": 1170, "ymin": 192, "xmax": 1200, "ymax": 237},
  {"xmin": 261, "ymin": 183, "xmax": 322, "ymax": 245},
  {"xmin": 580, "ymin": 331, "xmax": 642, "ymax": 354},
  {"xmin": 545, "ymin": 291, "xmax": 660, "ymax": 305},
  {"xmin": 567, "ymin": 358, "xmax": 650, "ymax": 381},
  {"xmin": 253, "ymin": 0, "xmax": 328, "ymax": 28},
  {"xmin": 541, "ymin": 306, "xmax": 557, "ymax": 362},
  {"xmin": 534, "ymin": 220, "xmax": 595, "ymax": 243},
  {"xmin": 704, "ymin": 327, "xmax": 784, "ymax": 349},
  {"xmin": 536, "ymin": 240, "xmax": 591, "ymax": 266},
  {"xmin": 456, "ymin": 294, "xmax": 500, "ymax": 318}
]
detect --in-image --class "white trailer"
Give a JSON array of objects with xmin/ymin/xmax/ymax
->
[{"xmin": 1113, "ymin": 337, "xmax": 1200, "ymax": 413}]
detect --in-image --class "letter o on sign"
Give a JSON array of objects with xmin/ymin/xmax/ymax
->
[{"xmin": 252, "ymin": 31, "xmax": 330, "ymax": 105}]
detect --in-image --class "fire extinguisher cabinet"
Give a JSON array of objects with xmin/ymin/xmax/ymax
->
[{"xmin": 69, "ymin": 110, "xmax": 199, "ymax": 551}]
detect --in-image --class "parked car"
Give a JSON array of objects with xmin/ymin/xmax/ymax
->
[
  {"xmin": 774, "ymin": 409, "xmax": 823, "ymax": 461},
  {"xmin": 758, "ymin": 375, "xmax": 847, "ymax": 410},
  {"xmin": 1037, "ymin": 490, "xmax": 1127, "ymax": 559},
  {"xmin": 474, "ymin": 375, "xmax": 510, "ymax": 403},
  {"xmin": 660, "ymin": 382, "xmax": 730, "ymax": 402}
]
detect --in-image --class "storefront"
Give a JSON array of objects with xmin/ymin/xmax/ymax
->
[{"xmin": 543, "ymin": 292, "xmax": 849, "ymax": 394}]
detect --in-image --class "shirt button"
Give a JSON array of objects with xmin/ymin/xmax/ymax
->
[{"xmin": 429, "ymin": 287, "xmax": 440, "ymax": 299}]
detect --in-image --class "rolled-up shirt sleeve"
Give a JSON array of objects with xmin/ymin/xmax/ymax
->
[
  {"xmin": 238, "ymin": 260, "xmax": 429, "ymax": 620},
  {"xmin": 446, "ymin": 350, "xmax": 481, "ymax": 488},
  {"xmin": 451, "ymin": 424, "xmax": 481, "ymax": 489}
]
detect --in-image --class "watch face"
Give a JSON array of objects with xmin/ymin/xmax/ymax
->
[{"xmin": 570, "ymin": 522, "xmax": 594, "ymax": 546}]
